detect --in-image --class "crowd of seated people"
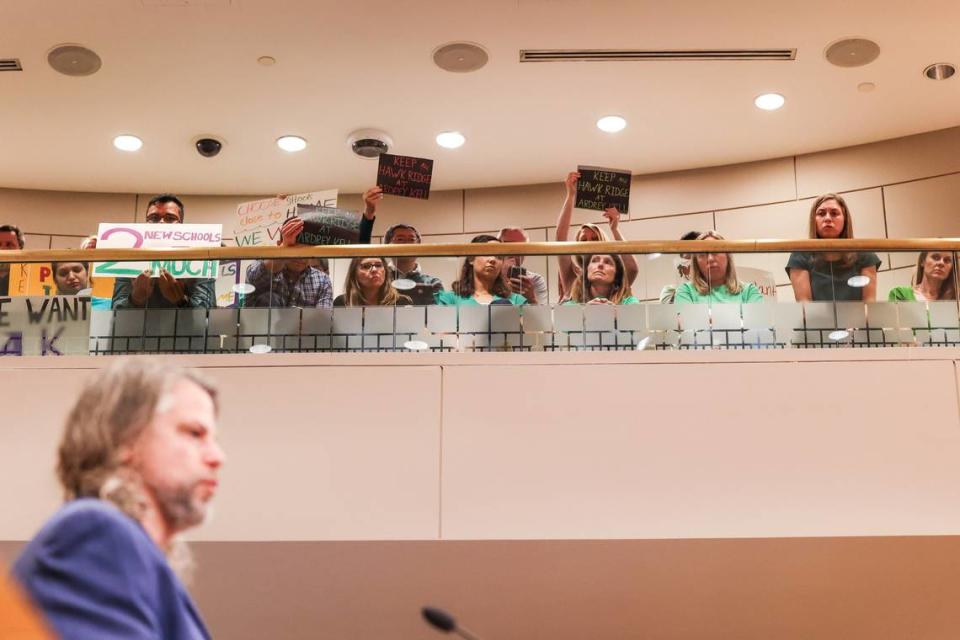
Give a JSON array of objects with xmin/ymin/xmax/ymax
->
[{"xmin": 1, "ymin": 179, "xmax": 958, "ymax": 313}]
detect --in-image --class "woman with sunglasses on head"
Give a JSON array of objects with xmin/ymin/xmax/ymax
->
[
  {"xmin": 786, "ymin": 193, "xmax": 881, "ymax": 302},
  {"xmin": 555, "ymin": 171, "xmax": 639, "ymax": 298},
  {"xmin": 435, "ymin": 235, "xmax": 527, "ymax": 306},
  {"xmin": 333, "ymin": 257, "xmax": 410, "ymax": 306},
  {"xmin": 562, "ymin": 253, "xmax": 640, "ymax": 305},
  {"xmin": 674, "ymin": 231, "xmax": 762, "ymax": 304},
  {"xmin": 888, "ymin": 251, "xmax": 956, "ymax": 302}
]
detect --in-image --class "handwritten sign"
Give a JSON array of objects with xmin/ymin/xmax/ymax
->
[
  {"xmin": 575, "ymin": 165, "xmax": 632, "ymax": 214},
  {"xmin": 295, "ymin": 205, "xmax": 361, "ymax": 245},
  {"xmin": 0, "ymin": 296, "xmax": 90, "ymax": 356},
  {"xmin": 377, "ymin": 153, "xmax": 433, "ymax": 200},
  {"xmin": 233, "ymin": 189, "xmax": 338, "ymax": 247},
  {"xmin": 93, "ymin": 223, "xmax": 222, "ymax": 279}
]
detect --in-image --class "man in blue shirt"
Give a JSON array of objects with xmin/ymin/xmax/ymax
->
[
  {"xmin": 112, "ymin": 194, "xmax": 217, "ymax": 309},
  {"xmin": 12, "ymin": 360, "xmax": 225, "ymax": 639}
]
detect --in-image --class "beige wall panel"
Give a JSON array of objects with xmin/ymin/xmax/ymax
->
[
  {"xmin": 140, "ymin": 193, "xmax": 268, "ymax": 227},
  {"xmin": 613, "ymin": 212, "xmax": 714, "ymax": 299},
  {"xmin": 877, "ymin": 266, "xmax": 915, "ymax": 299},
  {"xmin": 0, "ymin": 188, "xmax": 136, "ymax": 236},
  {"xmin": 0, "ymin": 369, "xmax": 85, "ymax": 539},
  {"xmin": 339, "ymin": 189, "xmax": 465, "ymax": 237},
  {"xmin": 884, "ymin": 173, "xmax": 960, "ymax": 243},
  {"xmin": 196, "ymin": 365, "xmax": 441, "ymax": 541},
  {"xmin": 776, "ymin": 282, "xmax": 796, "ymax": 303},
  {"xmin": 464, "ymin": 182, "xmax": 608, "ymax": 234},
  {"xmin": 441, "ymin": 361, "xmax": 960, "ymax": 540},
  {"xmin": 630, "ymin": 157, "xmax": 796, "ymax": 219},
  {"xmin": 0, "ymin": 363, "xmax": 441, "ymax": 542},
  {"xmin": 22, "ymin": 234, "xmax": 51, "ymax": 250},
  {"xmin": 49, "ymin": 235, "xmax": 86, "ymax": 250},
  {"xmin": 797, "ymin": 127, "xmax": 960, "ymax": 197}
]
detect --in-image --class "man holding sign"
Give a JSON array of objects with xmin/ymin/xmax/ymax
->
[
  {"xmin": 243, "ymin": 187, "xmax": 381, "ymax": 308},
  {"xmin": 111, "ymin": 195, "xmax": 216, "ymax": 309}
]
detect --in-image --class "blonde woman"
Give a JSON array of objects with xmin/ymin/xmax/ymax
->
[
  {"xmin": 333, "ymin": 257, "xmax": 410, "ymax": 306},
  {"xmin": 888, "ymin": 251, "xmax": 956, "ymax": 301},
  {"xmin": 674, "ymin": 231, "xmax": 762, "ymax": 304},
  {"xmin": 555, "ymin": 171, "xmax": 639, "ymax": 296},
  {"xmin": 562, "ymin": 254, "xmax": 639, "ymax": 305},
  {"xmin": 786, "ymin": 193, "xmax": 881, "ymax": 301}
]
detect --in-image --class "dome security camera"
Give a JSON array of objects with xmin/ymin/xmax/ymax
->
[
  {"xmin": 195, "ymin": 138, "xmax": 223, "ymax": 158},
  {"xmin": 346, "ymin": 129, "xmax": 393, "ymax": 158}
]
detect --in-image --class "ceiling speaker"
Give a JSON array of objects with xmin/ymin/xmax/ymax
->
[
  {"xmin": 824, "ymin": 38, "xmax": 880, "ymax": 68},
  {"xmin": 47, "ymin": 44, "xmax": 102, "ymax": 77},
  {"xmin": 433, "ymin": 42, "xmax": 489, "ymax": 73}
]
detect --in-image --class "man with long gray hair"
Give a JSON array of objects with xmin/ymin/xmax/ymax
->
[{"xmin": 12, "ymin": 359, "xmax": 225, "ymax": 639}]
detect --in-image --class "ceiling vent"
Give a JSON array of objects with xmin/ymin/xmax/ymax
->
[
  {"xmin": 519, "ymin": 49, "xmax": 796, "ymax": 62},
  {"xmin": 0, "ymin": 59, "xmax": 23, "ymax": 71}
]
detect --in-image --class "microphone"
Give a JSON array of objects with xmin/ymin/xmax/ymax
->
[{"xmin": 421, "ymin": 606, "xmax": 485, "ymax": 640}]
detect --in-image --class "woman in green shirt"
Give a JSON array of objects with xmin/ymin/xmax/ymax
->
[
  {"xmin": 675, "ymin": 231, "xmax": 763, "ymax": 304},
  {"xmin": 562, "ymin": 253, "xmax": 639, "ymax": 305},
  {"xmin": 888, "ymin": 251, "xmax": 956, "ymax": 302},
  {"xmin": 435, "ymin": 235, "xmax": 527, "ymax": 306}
]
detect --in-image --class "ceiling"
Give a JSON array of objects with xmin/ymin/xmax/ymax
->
[{"xmin": 1, "ymin": 0, "xmax": 958, "ymax": 196}]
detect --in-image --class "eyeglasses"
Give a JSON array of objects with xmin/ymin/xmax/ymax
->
[
  {"xmin": 145, "ymin": 214, "xmax": 182, "ymax": 224},
  {"xmin": 358, "ymin": 262, "xmax": 385, "ymax": 272}
]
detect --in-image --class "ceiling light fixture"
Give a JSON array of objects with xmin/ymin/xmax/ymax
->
[
  {"xmin": 596, "ymin": 115, "xmax": 627, "ymax": 132},
  {"xmin": 754, "ymin": 93, "xmax": 785, "ymax": 110},
  {"xmin": 276, "ymin": 135, "xmax": 307, "ymax": 152},
  {"xmin": 436, "ymin": 131, "xmax": 466, "ymax": 149},
  {"xmin": 924, "ymin": 63, "xmax": 956, "ymax": 80},
  {"xmin": 113, "ymin": 135, "xmax": 143, "ymax": 152}
]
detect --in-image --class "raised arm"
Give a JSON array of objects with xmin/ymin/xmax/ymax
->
[
  {"xmin": 555, "ymin": 171, "xmax": 580, "ymax": 293},
  {"xmin": 603, "ymin": 207, "xmax": 638, "ymax": 286}
]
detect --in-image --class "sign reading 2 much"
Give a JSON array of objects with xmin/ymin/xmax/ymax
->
[{"xmin": 93, "ymin": 223, "xmax": 223, "ymax": 278}]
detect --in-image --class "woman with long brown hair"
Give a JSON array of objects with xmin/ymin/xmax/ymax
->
[
  {"xmin": 888, "ymin": 251, "xmax": 956, "ymax": 301},
  {"xmin": 562, "ymin": 254, "xmax": 639, "ymax": 305},
  {"xmin": 554, "ymin": 171, "xmax": 639, "ymax": 297},
  {"xmin": 786, "ymin": 193, "xmax": 881, "ymax": 302},
  {"xmin": 435, "ymin": 235, "xmax": 527, "ymax": 305},
  {"xmin": 333, "ymin": 257, "xmax": 410, "ymax": 306}
]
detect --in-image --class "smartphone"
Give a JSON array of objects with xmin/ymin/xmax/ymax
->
[{"xmin": 509, "ymin": 266, "xmax": 527, "ymax": 279}]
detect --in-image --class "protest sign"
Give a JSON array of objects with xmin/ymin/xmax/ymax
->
[
  {"xmin": 93, "ymin": 223, "xmax": 222, "ymax": 279},
  {"xmin": 295, "ymin": 205, "xmax": 361, "ymax": 245},
  {"xmin": 0, "ymin": 295, "xmax": 90, "ymax": 356},
  {"xmin": 575, "ymin": 166, "xmax": 632, "ymax": 214},
  {"xmin": 232, "ymin": 189, "xmax": 338, "ymax": 247},
  {"xmin": 377, "ymin": 153, "xmax": 433, "ymax": 200},
  {"xmin": 9, "ymin": 262, "xmax": 113, "ymax": 298}
]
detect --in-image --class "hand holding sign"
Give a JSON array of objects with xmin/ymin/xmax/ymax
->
[
  {"xmin": 602, "ymin": 207, "xmax": 621, "ymax": 232},
  {"xmin": 575, "ymin": 166, "xmax": 632, "ymax": 214},
  {"xmin": 279, "ymin": 217, "xmax": 304, "ymax": 247},
  {"xmin": 294, "ymin": 206, "xmax": 361, "ymax": 245},
  {"xmin": 377, "ymin": 153, "xmax": 433, "ymax": 200},
  {"xmin": 362, "ymin": 186, "xmax": 383, "ymax": 219}
]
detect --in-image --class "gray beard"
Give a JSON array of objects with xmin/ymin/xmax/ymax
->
[{"xmin": 153, "ymin": 482, "xmax": 206, "ymax": 532}]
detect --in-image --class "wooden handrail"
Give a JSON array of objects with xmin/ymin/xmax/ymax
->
[{"xmin": 2, "ymin": 238, "xmax": 959, "ymax": 262}]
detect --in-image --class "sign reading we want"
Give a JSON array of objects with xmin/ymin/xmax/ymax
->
[
  {"xmin": 93, "ymin": 224, "xmax": 223, "ymax": 279},
  {"xmin": 0, "ymin": 295, "xmax": 90, "ymax": 356}
]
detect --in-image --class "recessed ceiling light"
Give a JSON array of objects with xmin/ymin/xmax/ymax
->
[
  {"xmin": 924, "ymin": 63, "xmax": 956, "ymax": 80},
  {"xmin": 436, "ymin": 131, "xmax": 465, "ymax": 149},
  {"xmin": 113, "ymin": 135, "xmax": 143, "ymax": 152},
  {"xmin": 596, "ymin": 115, "xmax": 627, "ymax": 132},
  {"xmin": 276, "ymin": 135, "xmax": 307, "ymax": 152},
  {"xmin": 857, "ymin": 82, "xmax": 876, "ymax": 93},
  {"xmin": 257, "ymin": 55, "xmax": 277, "ymax": 66},
  {"xmin": 754, "ymin": 93, "xmax": 785, "ymax": 110}
]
